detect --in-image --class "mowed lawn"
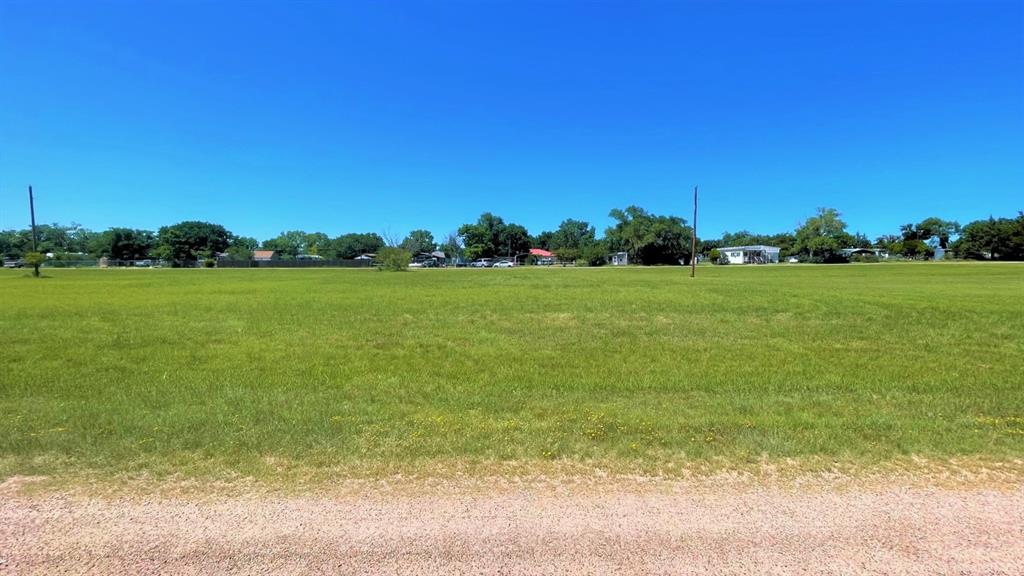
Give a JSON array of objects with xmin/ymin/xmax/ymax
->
[{"xmin": 1, "ymin": 263, "xmax": 1022, "ymax": 482}]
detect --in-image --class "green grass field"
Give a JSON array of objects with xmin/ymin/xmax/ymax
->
[{"xmin": 2, "ymin": 264, "xmax": 1022, "ymax": 483}]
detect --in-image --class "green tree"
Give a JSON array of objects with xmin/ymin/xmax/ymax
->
[
  {"xmin": 157, "ymin": 221, "xmax": 232, "ymax": 265},
  {"xmin": 458, "ymin": 212, "xmax": 505, "ymax": 260},
  {"xmin": 951, "ymin": 214, "xmax": 1024, "ymax": 260},
  {"xmin": 304, "ymin": 232, "xmax": 331, "ymax": 256},
  {"xmin": 874, "ymin": 235, "xmax": 901, "ymax": 251},
  {"xmin": 400, "ymin": 229, "xmax": 436, "ymax": 255},
  {"xmin": 893, "ymin": 239, "xmax": 933, "ymax": 260},
  {"xmin": 330, "ymin": 233, "xmax": 385, "ymax": 259},
  {"xmin": 0, "ymin": 229, "xmax": 29, "ymax": 258},
  {"xmin": 458, "ymin": 213, "xmax": 531, "ymax": 260},
  {"xmin": 91, "ymin": 228, "xmax": 156, "ymax": 261},
  {"xmin": 532, "ymin": 230, "xmax": 555, "ymax": 250},
  {"xmin": 793, "ymin": 208, "xmax": 848, "ymax": 260},
  {"xmin": 226, "ymin": 236, "xmax": 259, "ymax": 260},
  {"xmin": 606, "ymin": 206, "xmax": 694, "ymax": 265},
  {"xmin": 262, "ymin": 231, "xmax": 307, "ymax": 259},
  {"xmin": 501, "ymin": 223, "xmax": 531, "ymax": 258},
  {"xmin": 23, "ymin": 252, "xmax": 45, "ymax": 277},
  {"xmin": 376, "ymin": 247, "xmax": 411, "ymax": 271},
  {"xmin": 549, "ymin": 219, "xmax": 596, "ymax": 251},
  {"xmin": 912, "ymin": 217, "xmax": 961, "ymax": 249}
]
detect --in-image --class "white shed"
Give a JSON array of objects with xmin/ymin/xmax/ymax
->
[{"xmin": 720, "ymin": 245, "xmax": 780, "ymax": 264}]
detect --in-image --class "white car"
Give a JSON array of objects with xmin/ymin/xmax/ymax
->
[
  {"xmin": 788, "ymin": 257, "xmax": 799, "ymax": 263},
  {"xmin": 493, "ymin": 260, "xmax": 514, "ymax": 268}
]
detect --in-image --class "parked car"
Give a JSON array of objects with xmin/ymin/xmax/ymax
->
[
  {"xmin": 3, "ymin": 259, "xmax": 24, "ymax": 269},
  {"xmin": 493, "ymin": 260, "xmax": 514, "ymax": 268},
  {"xmin": 788, "ymin": 257, "xmax": 799, "ymax": 263},
  {"xmin": 469, "ymin": 259, "xmax": 493, "ymax": 268}
]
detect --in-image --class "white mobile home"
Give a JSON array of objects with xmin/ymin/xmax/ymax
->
[
  {"xmin": 720, "ymin": 245, "xmax": 780, "ymax": 264},
  {"xmin": 840, "ymin": 248, "xmax": 890, "ymax": 259}
]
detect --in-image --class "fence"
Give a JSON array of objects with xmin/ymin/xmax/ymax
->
[{"xmin": 216, "ymin": 258, "xmax": 374, "ymax": 268}]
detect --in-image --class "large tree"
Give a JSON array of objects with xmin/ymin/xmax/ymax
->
[
  {"xmin": 549, "ymin": 219, "xmax": 596, "ymax": 251},
  {"xmin": 91, "ymin": 228, "xmax": 157, "ymax": 261},
  {"xmin": 330, "ymin": 233, "xmax": 385, "ymax": 259},
  {"xmin": 157, "ymin": 221, "xmax": 232, "ymax": 264},
  {"xmin": 304, "ymin": 232, "xmax": 331, "ymax": 256},
  {"xmin": 0, "ymin": 229, "xmax": 31, "ymax": 258},
  {"xmin": 262, "ymin": 231, "xmax": 307, "ymax": 259},
  {"xmin": 900, "ymin": 217, "xmax": 961, "ymax": 249},
  {"xmin": 605, "ymin": 205, "xmax": 694, "ymax": 265},
  {"xmin": 950, "ymin": 213, "xmax": 1024, "ymax": 260},
  {"xmin": 225, "ymin": 236, "xmax": 259, "ymax": 260},
  {"xmin": 400, "ymin": 229, "xmax": 436, "ymax": 255},
  {"xmin": 458, "ymin": 213, "xmax": 531, "ymax": 260},
  {"xmin": 793, "ymin": 208, "xmax": 849, "ymax": 259}
]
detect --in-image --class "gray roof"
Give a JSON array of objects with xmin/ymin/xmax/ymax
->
[{"xmin": 719, "ymin": 245, "xmax": 780, "ymax": 252}]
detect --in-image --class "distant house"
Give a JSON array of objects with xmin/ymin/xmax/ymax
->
[
  {"xmin": 610, "ymin": 252, "xmax": 629, "ymax": 266},
  {"xmin": 840, "ymin": 248, "xmax": 889, "ymax": 259},
  {"xmin": 253, "ymin": 250, "xmax": 274, "ymax": 261},
  {"xmin": 720, "ymin": 245, "xmax": 780, "ymax": 264},
  {"xmin": 412, "ymin": 251, "xmax": 446, "ymax": 267},
  {"xmin": 529, "ymin": 248, "xmax": 556, "ymax": 265}
]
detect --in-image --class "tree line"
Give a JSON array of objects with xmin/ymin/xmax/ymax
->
[
  {"xmin": 2, "ymin": 207, "xmax": 1023, "ymax": 266},
  {"xmin": 705, "ymin": 210, "xmax": 1024, "ymax": 262}
]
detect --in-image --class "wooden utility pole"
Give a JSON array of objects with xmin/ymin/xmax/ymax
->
[
  {"xmin": 29, "ymin": 185, "xmax": 38, "ymax": 252},
  {"xmin": 690, "ymin": 185, "xmax": 698, "ymax": 278}
]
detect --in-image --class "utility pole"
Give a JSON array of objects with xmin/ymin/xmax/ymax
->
[
  {"xmin": 29, "ymin": 185, "xmax": 38, "ymax": 252},
  {"xmin": 690, "ymin": 185, "xmax": 698, "ymax": 278}
]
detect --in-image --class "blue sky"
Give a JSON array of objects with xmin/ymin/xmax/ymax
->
[{"xmin": 1, "ymin": 0, "xmax": 1021, "ymax": 242}]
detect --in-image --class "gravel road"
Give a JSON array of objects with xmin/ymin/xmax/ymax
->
[{"xmin": 2, "ymin": 479, "xmax": 1021, "ymax": 575}]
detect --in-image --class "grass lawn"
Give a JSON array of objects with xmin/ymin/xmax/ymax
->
[{"xmin": 1, "ymin": 263, "xmax": 1022, "ymax": 483}]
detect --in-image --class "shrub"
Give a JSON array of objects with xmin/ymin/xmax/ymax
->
[
  {"xmin": 203, "ymin": 258, "xmax": 216, "ymax": 268},
  {"xmin": 376, "ymin": 247, "xmax": 411, "ymax": 271},
  {"xmin": 850, "ymin": 254, "xmax": 879, "ymax": 263},
  {"xmin": 709, "ymin": 249, "xmax": 721, "ymax": 264},
  {"xmin": 554, "ymin": 248, "xmax": 580, "ymax": 263},
  {"xmin": 806, "ymin": 254, "xmax": 849, "ymax": 264},
  {"xmin": 23, "ymin": 252, "xmax": 45, "ymax": 277}
]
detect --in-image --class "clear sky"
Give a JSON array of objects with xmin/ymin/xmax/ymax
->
[{"xmin": 1, "ymin": 0, "xmax": 1021, "ymax": 242}]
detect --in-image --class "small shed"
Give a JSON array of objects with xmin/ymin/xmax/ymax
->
[
  {"xmin": 253, "ymin": 250, "xmax": 275, "ymax": 261},
  {"xmin": 610, "ymin": 252, "xmax": 629, "ymax": 266}
]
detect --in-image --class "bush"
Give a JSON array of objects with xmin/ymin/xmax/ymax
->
[
  {"xmin": 804, "ymin": 252, "xmax": 850, "ymax": 264},
  {"xmin": 709, "ymin": 249, "xmax": 721, "ymax": 264},
  {"xmin": 23, "ymin": 252, "xmax": 45, "ymax": 277},
  {"xmin": 376, "ymin": 247, "xmax": 411, "ymax": 271},
  {"xmin": 850, "ymin": 254, "xmax": 879, "ymax": 263},
  {"xmin": 203, "ymin": 258, "xmax": 216, "ymax": 268}
]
